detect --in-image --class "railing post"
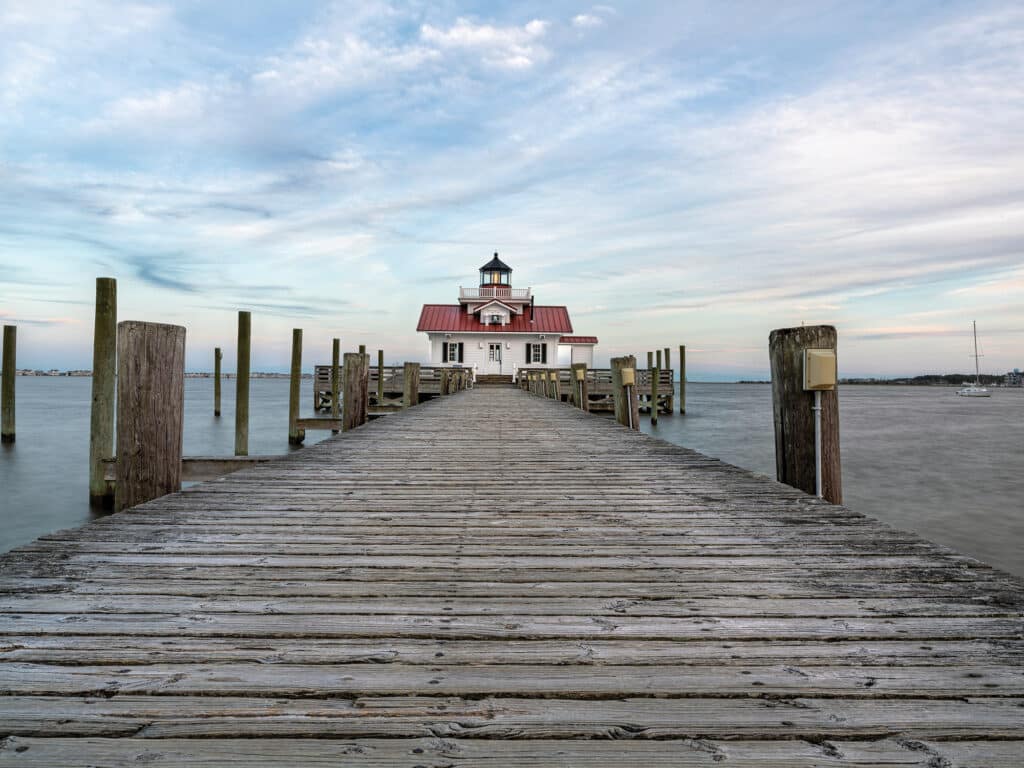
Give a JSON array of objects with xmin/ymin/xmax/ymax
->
[
  {"xmin": 288, "ymin": 328, "xmax": 304, "ymax": 445},
  {"xmin": 1, "ymin": 325, "xmax": 15, "ymax": 444},
  {"xmin": 769, "ymin": 325, "xmax": 842, "ymax": 504},
  {"xmin": 550, "ymin": 370, "xmax": 560, "ymax": 400},
  {"xmin": 440, "ymin": 368, "xmax": 451, "ymax": 396},
  {"xmin": 331, "ymin": 338, "xmax": 341, "ymax": 433},
  {"xmin": 679, "ymin": 344, "xmax": 686, "ymax": 414},
  {"xmin": 214, "ymin": 347, "xmax": 222, "ymax": 417},
  {"xmin": 234, "ymin": 311, "xmax": 251, "ymax": 456},
  {"xmin": 88, "ymin": 277, "xmax": 116, "ymax": 504},
  {"xmin": 403, "ymin": 362, "xmax": 420, "ymax": 408},
  {"xmin": 571, "ymin": 363, "xmax": 589, "ymax": 411},
  {"xmin": 115, "ymin": 321, "xmax": 185, "ymax": 512},
  {"xmin": 343, "ymin": 352, "xmax": 369, "ymax": 431},
  {"xmin": 611, "ymin": 355, "xmax": 640, "ymax": 431}
]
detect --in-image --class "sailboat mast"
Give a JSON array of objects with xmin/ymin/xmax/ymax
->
[{"xmin": 973, "ymin": 320, "xmax": 980, "ymax": 385}]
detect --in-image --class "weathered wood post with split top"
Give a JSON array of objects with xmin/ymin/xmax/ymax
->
[
  {"xmin": 88, "ymin": 277, "xmax": 116, "ymax": 505},
  {"xmin": 115, "ymin": 321, "xmax": 185, "ymax": 512},
  {"xmin": 288, "ymin": 328, "xmax": 304, "ymax": 445},
  {"xmin": 769, "ymin": 325, "xmax": 842, "ymax": 504},
  {"xmin": 1, "ymin": 325, "xmax": 15, "ymax": 444},
  {"xmin": 342, "ymin": 352, "xmax": 369, "ymax": 431},
  {"xmin": 403, "ymin": 362, "xmax": 420, "ymax": 408},
  {"xmin": 611, "ymin": 355, "xmax": 640, "ymax": 431},
  {"xmin": 234, "ymin": 311, "xmax": 251, "ymax": 456}
]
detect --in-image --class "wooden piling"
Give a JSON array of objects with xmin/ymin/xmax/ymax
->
[
  {"xmin": 114, "ymin": 321, "xmax": 185, "ymax": 512},
  {"xmin": 664, "ymin": 347, "xmax": 674, "ymax": 412},
  {"xmin": 331, "ymin": 338, "xmax": 340, "ymax": 433},
  {"xmin": 342, "ymin": 352, "xmax": 368, "ymax": 431},
  {"xmin": 377, "ymin": 349, "xmax": 384, "ymax": 405},
  {"xmin": 611, "ymin": 355, "xmax": 640, "ymax": 431},
  {"xmin": 88, "ymin": 278, "xmax": 117, "ymax": 504},
  {"xmin": 769, "ymin": 325, "xmax": 842, "ymax": 504},
  {"xmin": 1, "ymin": 325, "xmax": 15, "ymax": 444},
  {"xmin": 358, "ymin": 344, "xmax": 366, "ymax": 356},
  {"xmin": 440, "ymin": 368, "xmax": 451, "ymax": 396},
  {"xmin": 288, "ymin": 329, "xmax": 304, "ymax": 445},
  {"xmin": 679, "ymin": 344, "xmax": 687, "ymax": 414},
  {"xmin": 213, "ymin": 348, "xmax": 222, "ymax": 417},
  {"xmin": 402, "ymin": 362, "xmax": 420, "ymax": 408},
  {"xmin": 234, "ymin": 311, "xmax": 251, "ymax": 456},
  {"xmin": 651, "ymin": 365, "xmax": 659, "ymax": 425},
  {"xmin": 549, "ymin": 369, "xmax": 560, "ymax": 401}
]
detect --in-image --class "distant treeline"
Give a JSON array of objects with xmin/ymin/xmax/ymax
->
[{"xmin": 839, "ymin": 374, "xmax": 1006, "ymax": 386}]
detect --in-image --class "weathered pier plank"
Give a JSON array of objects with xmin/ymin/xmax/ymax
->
[{"xmin": 0, "ymin": 387, "xmax": 1022, "ymax": 766}]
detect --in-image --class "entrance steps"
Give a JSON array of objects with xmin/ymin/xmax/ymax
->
[{"xmin": 475, "ymin": 374, "xmax": 514, "ymax": 386}]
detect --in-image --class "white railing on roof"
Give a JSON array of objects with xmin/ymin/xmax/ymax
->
[{"xmin": 459, "ymin": 286, "xmax": 532, "ymax": 301}]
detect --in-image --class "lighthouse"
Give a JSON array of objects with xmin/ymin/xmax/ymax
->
[{"xmin": 416, "ymin": 253, "xmax": 598, "ymax": 381}]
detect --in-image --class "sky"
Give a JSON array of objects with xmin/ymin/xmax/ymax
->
[{"xmin": 1, "ymin": 0, "xmax": 1022, "ymax": 380}]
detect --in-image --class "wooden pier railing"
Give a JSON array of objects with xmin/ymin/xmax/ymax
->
[{"xmin": 1, "ymin": 386, "xmax": 1021, "ymax": 765}]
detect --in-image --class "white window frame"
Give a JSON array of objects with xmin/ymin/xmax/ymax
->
[
  {"xmin": 529, "ymin": 343, "xmax": 544, "ymax": 363},
  {"xmin": 447, "ymin": 342, "xmax": 459, "ymax": 362}
]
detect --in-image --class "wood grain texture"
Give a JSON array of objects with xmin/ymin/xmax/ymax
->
[
  {"xmin": 0, "ymin": 386, "xmax": 1021, "ymax": 765},
  {"xmin": 770, "ymin": 324, "xmax": 842, "ymax": 503},
  {"xmin": 114, "ymin": 321, "xmax": 185, "ymax": 513}
]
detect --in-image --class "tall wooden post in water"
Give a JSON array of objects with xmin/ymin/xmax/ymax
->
[
  {"xmin": 679, "ymin": 344, "xmax": 687, "ymax": 414},
  {"xmin": 377, "ymin": 349, "xmax": 384, "ymax": 406},
  {"xmin": 769, "ymin": 325, "xmax": 842, "ymax": 504},
  {"xmin": 1, "ymin": 325, "xmax": 15, "ymax": 444},
  {"xmin": 650, "ymin": 365, "xmax": 659, "ymax": 425},
  {"xmin": 663, "ymin": 347, "xmax": 673, "ymax": 412},
  {"xmin": 88, "ymin": 278, "xmax": 117, "ymax": 505},
  {"xmin": 331, "ymin": 338, "xmax": 340, "ymax": 433},
  {"xmin": 115, "ymin": 321, "xmax": 185, "ymax": 512},
  {"xmin": 234, "ymin": 311, "xmax": 251, "ymax": 456},
  {"xmin": 288, "ymin": 328, "xmax": 304, "ymax": 445},
  {"xmin": 611, "ymin": 355, "xmax": 640, "ymax": 431},
  {"xmin": 213, "ymin": 348, "xmax": 222, "ymax": 417}
]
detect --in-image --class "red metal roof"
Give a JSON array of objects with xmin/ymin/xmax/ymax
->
[
  {"xmin": 418, "ymin": 304, "xmax": 573, "ymax": 334},
  {"xmin": 560, "ymin": 336, "xmax": 598, "ymax": 344}
]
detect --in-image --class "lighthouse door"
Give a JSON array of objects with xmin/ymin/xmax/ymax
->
[{"xmin": 487, "ymin": 343, "xmax": 503, "ymax": 373}]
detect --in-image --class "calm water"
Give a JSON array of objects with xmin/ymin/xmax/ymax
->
[{"xmin": 1, "ymin": 379, "xmax": 1021, "ymax": 578}]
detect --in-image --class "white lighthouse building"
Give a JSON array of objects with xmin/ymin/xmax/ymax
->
[{"xmin": 417, "ymin": 254, "xmax": 597, "ymax": 381}]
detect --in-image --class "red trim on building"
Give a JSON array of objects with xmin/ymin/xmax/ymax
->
[
  {"xmin": 559, "ymin": 336, "xmax": 598, "ymax": 344},
  {"xmin": 417, "ymin": 304, "xmax": 573, "ymax": 334}
]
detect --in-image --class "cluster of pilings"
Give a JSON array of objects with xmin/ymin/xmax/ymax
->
[{"xmin": 75, "ymin": 277, "xmax": 446, "ymax": 513}]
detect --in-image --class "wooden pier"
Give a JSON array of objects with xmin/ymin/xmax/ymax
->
[{"xmin": 1, "ymin": 387, "xmax": 1023, "ymax": 765}]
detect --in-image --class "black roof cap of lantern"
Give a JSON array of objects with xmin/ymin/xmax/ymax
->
[{"xmin": 480, "ymin": 252, "xmax": 512, "ymax": 272}]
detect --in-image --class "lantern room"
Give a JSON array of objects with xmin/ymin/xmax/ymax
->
[{"xmin": 479, "ymin": 253, "xmax": 512, "ymax": 287}]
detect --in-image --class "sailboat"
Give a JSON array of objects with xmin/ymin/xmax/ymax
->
[{"xmin": 956, "ymin": 321, "xmax": 991, "ymax": 397}]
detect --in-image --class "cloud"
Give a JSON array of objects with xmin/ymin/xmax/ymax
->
[
  {"xmin": 572, "ymin": 14, "xmax": 604, "ymax": 29},
  {"xmin": 420, "ymin": 17, "xmax": 550, "ymax": 70}
]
